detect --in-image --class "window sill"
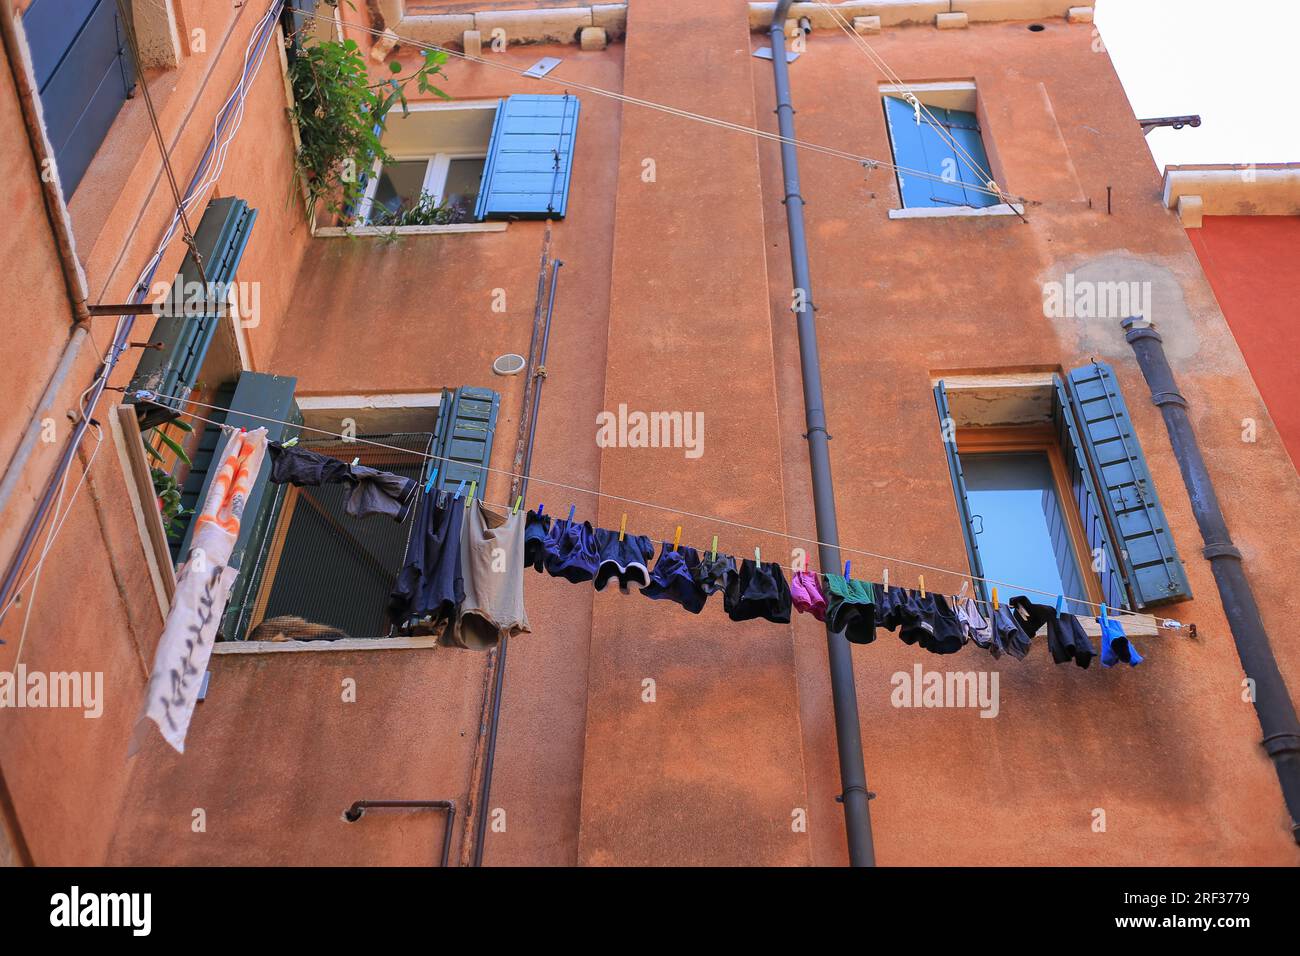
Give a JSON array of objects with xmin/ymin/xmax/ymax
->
[
  {"xmin": 888, "ymin": 203, "xmax": 1024, "ymax": 220},
  {"xmin": 313, "ymin": 222, "xmax": 508, "ymax": 238},
  {"xmin": 213, "ymin": 635, "xmax": 440, "ymax": 654}
]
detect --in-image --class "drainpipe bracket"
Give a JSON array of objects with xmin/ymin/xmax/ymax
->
[
  {"xmin": 1150, "ymin": 390, "xmax": 1187, "ymax": 409},
  {"xmin": 1261, "ymin": 732, "xmax": 1300, "ymax": 759},
  {"xmin": 836, "ymin": 786, "xmax": 875, "ymax": 803},
  {"xmin": 1202, "ymin": 541, "xmax": 1241, "ymax": 561}
]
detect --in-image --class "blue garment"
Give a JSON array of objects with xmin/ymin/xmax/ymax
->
[
  {"xmin": 524, "ymin": 510, "xmax": 551, "ymax": 572},
  {"xmin": 1099, "ymin": 616, "xmax": 1143, "ymax": 667},
  {"xmin": 642, "ymin": 542, "xmax": 708, "ymax": 613},
  {"xmin": 593, "ymin": 528, "xmax": 655, "ymax": 592},
  {"xmin": 544, "ymin": 518, "xmax": 600, "ymax": 584},
  {"xmin": 388, "ymin": 490, "xmax": 464, "ymax": 631}
]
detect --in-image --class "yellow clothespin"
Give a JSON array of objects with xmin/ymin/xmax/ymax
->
[
  {"xmin": 465, "ymin": 480, "xmax": 476, "ymax": 508},
  {"xmin": 992, "ymin": 586, "xmax": 999, "ymax": 611},
  {"xmin": 512, "ymin": 495, "xmax": 523, "ymax": 515},
  {"xmin": 711, "ymin": 535, "xmax": 718, "ymax": 560},
  {"xmin": 919, "ymin": 574, "xmax": 926, "ymax": 598},
  {"xmin": 672, "ymin": 526, "xmax": 682, "ymax": 552},
  {"xmin": 618, "ymin": 513, "xmax": 627, "ymax": 542}
]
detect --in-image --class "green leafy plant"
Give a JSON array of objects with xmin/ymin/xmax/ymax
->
[
  {"xmin": 143, "ymin": 418, "xmax": 193, "ymax": 467},
  {"xmin": 368, "ymin": 190, "xmax": 470, "ymax": 228},
  {"xmin": 288, "ymin": 35, "xmax": 449, "ymax": 219},
  {"xmin": 151, "ymin": 467, "xmax": 190, "ymax": 539}
]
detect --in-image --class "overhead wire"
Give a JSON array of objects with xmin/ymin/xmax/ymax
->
[{"xmin": 134, "ymin": 390, "xmax": 1170, "ymax": 623}]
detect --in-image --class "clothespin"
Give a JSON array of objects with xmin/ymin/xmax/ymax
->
[
  {"xmin": 454, "ymin": 480, "xmax": 466, "ymax": 500},
  {"xmin": 882, "ymin": 568, "xmax": 889, "ymax": 591},
  {"xmin": 992, "ymin": 586, "xmax": 999, "ymax": 611},
  {"xmin": 537, "ymin": 504, "xmax": 545, "ymax": 516},
  {"xmin": 843, "ymin": 560, "xmax": 851, "ymax": 579},
  {"xmin": 618, "ymin": 513, "xmax": 627, "ymax": 542},
  {"xmin": 513, "ymin": 495, "xmax": 523, "ymax": 515},
  {"xmin": 754, "ymin": 547, "xmax": 761, "ymax": 564},
  {"xmin": 711, "ymin": 535, "xmax": 718, "ymax": 560},
  {"xmin": 672, "ymin": 526, "xmax": 682, "ymax": 552},
  {"xmin": 919, "ymin": 574, "xmax": 926, "ymax": 597},
  {"xmin": 465, "ymin": 480, "xmax": 477, "ymax": 508},
  {"xmin": 351, "ymin": 457, "xmax": 359, "ymax": 467},
  {"xmin": 282, "ymin": 437, "xmax": 300, "ymax": 448},
  {"xmin": 424, "ymin": 467, "xmax": 439, "ymax": 494},
  {"xmin": 958, "ymin": 580, "xmax": 970, "ymax": 601},
  {"xmin": 568, "ymin": 505, "xmax": 576, "ymax": 523},
  {"xmin": 1100, "ymin": 602, "xmax": 1109, "ymax": 622},
  {"xmin": 1055, "ymin": 594, "xmax": 1065, "ymax": 614}
]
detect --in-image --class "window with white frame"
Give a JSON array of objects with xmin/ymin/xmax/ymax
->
[{"xmin": 355, "ymin": 103, "xmax": 497, "ymax": 226}]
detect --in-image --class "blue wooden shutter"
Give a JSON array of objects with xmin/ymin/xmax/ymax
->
[
  {"xmin": 432, "ymin": 386, "xmax": 500, "ymax": 491},
  {"xmin": 128, "ymin": 197, "xmax": 258, "ymax": 429},
  {"xmin": 933, "ymin": 383, "xmax": 987, "ymax": 597},
  {"xmin": 475, "ymin": 94, "xmax": 580, "ymax": 220},
  {"xmin": 1052, "ymin": 375, "xmax": 1127, "ymax": 611},
  {"xmin": 1066, "ymin": 361, "xmax": 1192, "ymax": 608},
  {"xmin": 24, "ymin": 0, "xmax": 136, "ymax": 199},
  {"xmin": 883, "ymin": 97, "xmax": 997, "ymax": 209}
]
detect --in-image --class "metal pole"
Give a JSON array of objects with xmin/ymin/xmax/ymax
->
[
  {"xmin": 1123, "ymin": 317, "xmax": 1300, "ymax": 844},
  {"xmin": 769, "ymin": 2, "xmax": 875, "ymax": 866},
  {"xmin": 344, "ymin": 800, "xmax": 457, "ymax": 867},
  {"xmin": 471, "ymin": 259, "xmax": 563, "ymax": 866}
]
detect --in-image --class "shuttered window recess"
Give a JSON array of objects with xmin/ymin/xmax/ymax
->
[
  {"xmin": 23, "ymin": 0, "xmax": 136, "ymax": 198},
  {"xmin": 474, "ymin": 94, "xmax": 580, "ymax": 220},
  {"xmin": 432, "ymin": 386, "xmax": 501, "ymax": 492},
  {"xmin": 1052, "ymin": 375, "xmax": 1128, "ymax": 610},
  {"xmin": 127, "ymin": 197, "xmax": 258, "ymax": 429},
  {"xmin": 1065, "ymin": 361, "xmax": 1193, "ymax": 608},
  {"xmin": 882, "ymin": 96, "xmax": 999, "ymax": 210},
  {"xmin": 933, "ymin": 382, "xmax": 988, "ymax": 597}
]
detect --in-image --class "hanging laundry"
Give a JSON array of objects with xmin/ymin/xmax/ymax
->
[
  {"xmin": 790, "ymin": 570, "xmax": 828, "ymax": 622},
  {"xmin": 693, "ymin": 552, "xmax": 737, "ymax": 597},
  {"xmin": 989, "ymin": 604, "xmax": 1033, "ymax": 660},
  {"xmin": 447, "ymin": 500, "xmax": 531, "ymax": 651},
  {"xmin": 267, "ymin": 442, "xmax": 417, "ymax": 522},
  {"xmin": 543, "ymin": 517, "xmax": 601, "ymax": 583},
  {"xmin": 1099, "ymin": 616, "xmax": 1144, "ymax": 668},
  {"xmin": 822, "ymin": 574, "xmax": 877, "ymax": 644},
  {"xmin": 723, "ymin": 558, "xmax": 792, "ymax": 624},
  {"xmin": 1010, "ymin": 597, "xmax": 1094, "ymax": 668},
  {"xmin": 130, "ymin": 427, "xmax": 268, "ymax": 755},
  {"xmin": 954, "ymin": 595, "xmax": 995, "ymax": 652},
  {"xmin": 389, "ymin": 489, "xmax": 464, "ymax": 635},
  {"xmin": 642, "ymin": 542, "xmax": 709, "ymax": 613},
  {"xmin": 593, "ymin": 527, "xmax": 655, "ymax": 593},
  {"xmin": 524, "ymin": 509, "xmax": 551, "ymax": 572}
]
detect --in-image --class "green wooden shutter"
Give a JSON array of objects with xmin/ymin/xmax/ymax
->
[
  {"xmin": 475, "ymin": 94, "xmax": 580, "ymax": 220},
  {"xmin": 432, "ymin": 386, "xmax": 500, "ymax": 492},
  {"xmin": 127, "ymin": 197, "xmax": 258, "ymax": 429},
  {"xmin": 933, "ymin": 382, "xmax": 987, "ymax": 597},
  {"xmin": 1052, "ymin": 375, "xmax": 1127, "ymax": 610},
  {"xmin": 1065, "ymin": 361, "xmax": 1192, "ymax": 608}
]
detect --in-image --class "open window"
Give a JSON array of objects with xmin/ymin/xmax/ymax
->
[
  {"xmin": 934, "ymin": 366, "xmax": 1192, "ymax": 611},
  {"xmin": 348, "ymin": 94, "xmax": 580, "ymax": 229},
  {"xmin": 881, "ymin": 82, "xmax": 1001, "ymax": 213}
]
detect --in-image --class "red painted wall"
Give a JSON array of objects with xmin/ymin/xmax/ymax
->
[{"xmin": 1187, "ymin": 216, "xmax": 1300, "ymax": 472}]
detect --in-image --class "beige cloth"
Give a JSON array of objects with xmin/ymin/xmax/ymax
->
[{"xmin": 446, "ymin": 500, "xmax": 530, "ymax": 651}]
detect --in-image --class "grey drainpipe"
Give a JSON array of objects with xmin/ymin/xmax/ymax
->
[
  {"xmin": 1123, "ymin": 317, "xmax": 1300, "ymax": 844},
  {"xmin": 770, "ymin": 0, "xmax": 876, "ymax": 865}
]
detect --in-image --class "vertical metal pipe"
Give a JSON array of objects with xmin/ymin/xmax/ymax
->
[
  {"xmin": 1123, "ymin": 318, "xmax": 1300, "ymax": 844},
  {"xmin": 471, "ymin": 259, "xmax": 563, "ymax": 867},
  {"xmin": 769, "ymin": 2, "xmax": 875, "ymax": 866}
]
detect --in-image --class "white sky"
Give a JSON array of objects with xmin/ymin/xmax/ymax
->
[{"xmin": 1095, "ymin": 0, "xmax": 1300, "ymax": 169}]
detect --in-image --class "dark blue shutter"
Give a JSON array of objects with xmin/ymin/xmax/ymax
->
[
  {"xmin": 933, "ymin": 383, "xmax": 987, "ymax": 597},
  {"xmin": 432, "ymin": 386, "xmax": 500, "ymax": 491},
  {"xmin": 1066, "ymin": 361, "xmax": 1192, "ymax": 608},
  {"xmin": 883, "ymin": 97, "xmax": 997, "ymax": 210},
  {"xmin": 1052, "ymin": 375, "xmax": 1127, "ymax": 611},
  {"xmin": 24, "ymin": 0, "xmax": 136, "ymax": 199},
  {"xmin": 474, "ymin": 94, "xmax": 579, "ymax": 220},
  {"xmin": 128, "ymin": 197, "xmax": 258, "ymax": 429}
]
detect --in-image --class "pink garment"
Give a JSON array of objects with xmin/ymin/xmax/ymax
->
[{"xmin": 791, "ymin": 571, "xmax": 828, "ymax": 622}]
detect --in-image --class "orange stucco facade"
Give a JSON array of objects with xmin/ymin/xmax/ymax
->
[{"xmin": 2, "ymin": 1, "xmax": 1299, "ymax": 868}]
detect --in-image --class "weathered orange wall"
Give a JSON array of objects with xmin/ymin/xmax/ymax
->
[
  {"xmin": 1186, "ymin": 215, "xmax": 1300, "ymax": 472},
  {"xmin": 4, "ymin": 0, "xmax": 1300, "ymax": 867}
]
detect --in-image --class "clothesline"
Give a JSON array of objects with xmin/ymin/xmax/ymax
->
[{"xmin": 134, "ymin": 389, "xmax": 1188, "ymax": 628}]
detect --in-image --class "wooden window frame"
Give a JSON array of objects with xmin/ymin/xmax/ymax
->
[{"xmin": 954, "ymin": 424, "xmax": 1105, "ymax": 606}]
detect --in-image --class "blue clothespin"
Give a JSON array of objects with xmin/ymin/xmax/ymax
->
[
  {"xmin": 1055, "ymin": 594, "xmax": 1065, "ymax": 614},
  {"xmin": 568, "ymin": 505, "xmax": 576, "ymax": 523},
  {"xmin": 1100, "ymin": 602, "xmax": 1109, "ymax": 622},
  {"xmin": 454, "ymin": 479, "xmax": 466, "ymax": 500},
  {"xmin": 537, "ymin": 504, "xmax": 545, "ymax": 516},
  {"xmin": 843, "ymin": 560, "xmax": 852, "ymax": 579},
  {"xmin": 424, "ymin": 467, "xmax": 439, "ymax": 493}
]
